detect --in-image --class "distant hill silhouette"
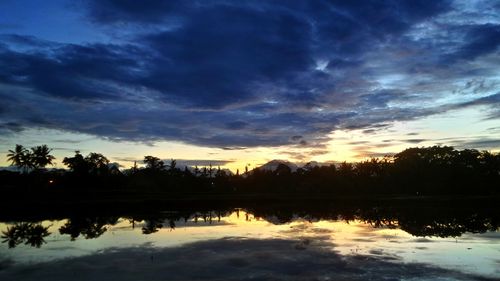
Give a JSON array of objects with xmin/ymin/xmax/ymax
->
[{"xmin": 256, "ymin": 160, "xmax": 299, "ymax": 172}]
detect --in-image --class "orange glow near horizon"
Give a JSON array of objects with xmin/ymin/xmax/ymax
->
[{"xmin": 1, "ymin": 106, "xmax": 499, "ymax": 173}]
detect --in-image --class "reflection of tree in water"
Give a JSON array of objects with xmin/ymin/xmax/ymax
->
[
  {"xmin": 3, "ymin": 202, "xmax": 499, "ymax": 249},
  {"xmin": 139, "ymin": 210, "xmax": 230, "ymax": 234},
  {"xmin": 193, "ymin": 211, "xmax": 223, "ymax": 224},
  {"xmin": 351, "ymin": 206, "xmax": 500, "ymax": 238},
  {"xmin": 396, "ymin": 214, "xmax": 499, "ymax": 238},
  {"xmin": 127, "ymin": 206, "xmax": 500, "ymax": 238},
  {"xmin": 141, "ymin": 218, "xmax": 164, "ymax": 234},
  {"xmin": 1, "ymin": 222, "xmax": 50, "ymax": 248},
  {"xmin": 245, "ymin": 203, "xmax": 500, "ymax": 238},
  {"xmin": 59, "ymin": 217, "xmax": 118, "ymax": 240}
]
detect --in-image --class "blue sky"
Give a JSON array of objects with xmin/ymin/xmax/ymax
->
[{"xmin": 0, "ymin": 0, "xmax": 499, "ymax": 170}]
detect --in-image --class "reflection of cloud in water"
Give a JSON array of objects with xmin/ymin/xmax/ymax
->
[
  {"xmin": 354, "ymin": 224, "xmax": 385, "ymax": 235},
  {"xmin": 411, "ymin": 238, "xmax": 435, "ymax": 243},
  {"xmin": 0, "ymin": 237, "xmax": 494, "ymax": 281},
  {"xmin": 175, "ymin": 220, "xmax": 235, "ymax": 228},
  {"xmin": 110, "ymin": 220, "xmax": 235, "ymax": 231},
  {"xmin": 279, "ymin": 222, "xmax": 311, "ymax": 234},
  {"xmin": 379, "ymin": 234, "xmax": 400, "ymax": 240},
  {"xmin": 44, "ymin": 246, "xmax": 81, "ymax": 251},
  {"xmin": 0, "ymin": 259, "xmax": 14, "ymax": 271},
  {"xmin": 352, "ymin": 238, "xmax": 376, "ymax": 243},
  {"xmin": 368, "ymin": 249, "xmax": 400, "ymax": 261},
  {"xmin": 279, "ymin": 222, "xmax": 334, "ymax": 236},
  {"xmin": 466, "ymin": 231, "xmax": 500, "ymax": 240},
  {"xmin": 310, "ymin": 227, "xmax": 333, "ymax": 234}
]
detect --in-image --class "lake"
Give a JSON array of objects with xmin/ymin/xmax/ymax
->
[{"xmin": 1, "ymin": 201, "xmax": 499, "ymax": 280}]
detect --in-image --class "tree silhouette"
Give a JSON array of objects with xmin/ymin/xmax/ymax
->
[
  {"xmin": 59, "ymin": 217, "xmax": 116, "ymax": 240},
  {"xmin": 62, "ymin": 151, "xmax": 110, "ymax": 175},
  {"xmin": 142, "ymin": 218, "xmax": 164, "ymax": 234},
  {"xmin": 85, "ymin": 153, "xmax": 110, "ymax": 175},
  {"xmin": 144, "ymin": 156, "xmax": 165, "ymax": 171},
  {"xmin": 1, "ymin": 222, "xmax": 50, "ymax": 248},
  {"xmin": 168, "ymin": 159, "xmax": 177, "ymax": 170},
  {"xmin": 30, "ymin": 145, "xmax": 55, "ymax": 169},
  {"xmin": 7, "ymin": 144, "xmax": 33, "ymax": 172},
  {"xmin": 62, "ymin": 151, "xmax": 89, "ymax": 175}
]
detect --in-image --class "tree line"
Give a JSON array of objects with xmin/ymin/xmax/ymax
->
[
  {"xmin": 6, "ymin": 144, "xmax": 55, "ymax": 172},
  {"xmin": 2, "ymin": 144, "xmax": 499, "ymax": 197}
]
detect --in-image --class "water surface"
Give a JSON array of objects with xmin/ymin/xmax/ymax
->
[{"xmin": 1, "ymin": 205, "xmax": 499, "ymax": 280}]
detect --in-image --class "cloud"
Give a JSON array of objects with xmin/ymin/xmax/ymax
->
[
  {"xmin": 0, "ymin": 258, "xmax": 14, "ymax": 270},
  {"xmin": 453, "ymin": 24, "xmax": 500, "ymax": 61},
  {"xmin": 0, "ymin": 237, "xmax": 491, "ymax": 281},
  {"xmin": 450, "ymin": 92, "xmax": 500, "ymax": 119},
  {"xmin": 80, "ymin": 0, "xmax": 189, "ymax": 24},
  {"xmin": 139, "ymin": 4, "xmax": 313, "ymax": 109},
  {"xmin": 2, "ymin": 0, "xmax": 500, "ymax": 150},
  {"xmin": 358, "ymin": 151, "xmax": 397, "ymax": 159},
  {"xmin": 457, "ymin": 92, "xmax": 500, "ymax": 107},
  {"xmin": 458, "ymin": 139, "xmax": 500, "ymax": 150},
  {"xmin": 170, "ymin": 159, "xmax": 234, "ymax": 167},
  {"xmin": 0, "ymin": 122, "xmax": 23, "ymax": 133},
  {"xmin": 113, "ymin": 157, "xmax": 233, "ymax": 167},
  {"xmin": 405, "ymin": 139, "xmax": 427, "ymax": 144},
  {"xmin": 224, "ymin": 121, "xmax": 249, "ymax": 130},
  {"xmin": 0, "ymin": 42, "xmax": 142, "ymax": 100},
  {"xmin": 0, "ymin": 34, "xmax": 56, "ymax": 49}
]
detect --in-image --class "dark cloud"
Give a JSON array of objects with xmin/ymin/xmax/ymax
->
[
  {"xmin": 0, "ymin": 34, "xmax": 55, "ymax": 48},
  {"xmin": 170, "ymin": 159, "xmax": 234, "ymax": 167},
  {"xmin": 0, "ymin": 122, "xmax": 23, "ymax": 133},
  {"xmin": 355, "ymin": 151, "xmax": 396, "ymax": 159},
  {"xmin": 451, "ymin": 92, "xmax": 500, "ymax": 120},
  {"xmin": 455, "ymin": 24, "xmax": 500, "ymax": 61},
  {"xmin": 405, "ymin": 139, "xmax": 427, "ymax": 144},
  {"xmin": 349, "ymin": 141, "xmax": 370, "ymax": 145},
  {"xmin": 51, "ymin": 147, "xmax": 80, "ymax": 152},
  {"xmin": 113, "ymin": 157, "xmax": 234, "ymax": 169},
  {"xmin": 224, "ymin": 121, "xmax": 248, "ymax": 130},
  {"xmin": 459, "ymin": 139, "xmax": 500, "ymax": 150},
  {"xmin": 2, "ymin": 0, "xmax": 500, "ymax": 149},
  {"xmin": 80, "ymin": 0, "xmax": 189, "ymax": 24},
  {"xmin": 0, "ymin": 43, "xmax": 141, "ymax": 100},
  {"xmin": 457, "ymin": 92, "xmax": 500, "ymax": 107},
  {"xmin": 110, "ymin": 157, "xmax": 233, "ymax": 167},
  {"xmin": 0, "ymin": 237, "xmax": 489, "ymax": 281},
  {"xmin": 140, "ymin": 4, "xmax": 312, "ymax": 108},
  {"xmin": 359, "ymin": 90, "xmax": 411, "ymax": 109}
]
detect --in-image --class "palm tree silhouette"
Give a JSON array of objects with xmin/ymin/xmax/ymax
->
[
  {"xmin": 1, "ymin": 223, "xmax": 50, "ymax": 248},
  {"xmin": 6, "ymin": 144, "xmax": 32, "ymax": 172},
  {"xmin": 7, "ymin": 144, "xmax": 56, "ymax": 172},
  {"xmin": 31, "ymin": 145, "xmax": 56, "ymax": 169},
  {"xmin": 7, "ymin": 144, "xmax": 27, "ymax": 166}
]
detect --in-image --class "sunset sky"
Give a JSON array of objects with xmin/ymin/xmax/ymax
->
[{"xmin": 1, "ymin": 0, "xmax": 499, "ymax": 171}]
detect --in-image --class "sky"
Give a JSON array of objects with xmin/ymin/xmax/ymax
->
[{"xmin": 0, "ymin": 0, "xmax": 499, "ymax": 171}]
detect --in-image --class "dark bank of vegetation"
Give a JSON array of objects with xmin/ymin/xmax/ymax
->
[{"xmin": 1, "ymin": 144, "xmax": 499, "ymax": 205}]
